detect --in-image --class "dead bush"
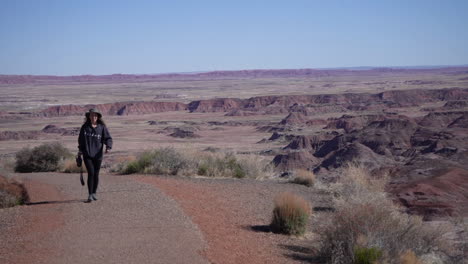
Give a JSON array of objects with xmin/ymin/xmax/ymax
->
[
  {"xmin": 0, "ymin": 175, "xmax": 29, "ymax": 208},
  {"xmin": 291, "ymin": 169, "xmax": 315, "ymax": 187},
  {"xmin": 271, "ymin": 192, "xmax": 311, "ymax": 236},
  {"xmin": 315, "ymin": 163, "xmax": 448, "ymax": 264},
  {"xmin": 195, "ymin": 152, "xmax": 268, "ymax": 179}
]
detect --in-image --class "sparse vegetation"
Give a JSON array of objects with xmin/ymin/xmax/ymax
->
[
  {"xmin": 121, "ymin": 148, "xmax": 193, "ymax": 175},
  {"xmin": 109, "ymin": 155, "xmax": 137, "ymax": 173},
  {"xmin": 315, "ymin": 164, "xmax": 449, "ymax": 264},
  {"xmin": 0, "ymin": 175, "xmax": 29, "ymax": 208},
  {"xmin": 270, "ymin": 192, "xmax": 311, "ymax": 236},
  {"xmin": 195, "ymin": 152, "xmax": 262, "ymax": 179},
  {"xmin": 354, "ymin": 247, "xmax": 383, "ymax": 264},
  {"xmin": 291, "ymin": 169, "xmax": 315, "ymax": 187},
  {"xmin": 14, "ymin": 142, "xmax": 72, "ymax": 173},
  {"xmin": 119, "ymin": 148, "xmax": 271, "ymax": 179}
]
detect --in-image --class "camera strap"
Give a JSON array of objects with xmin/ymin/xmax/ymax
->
[{"xmin": 80, "ymin": 166, "xmax": 85, "ymax": 186}]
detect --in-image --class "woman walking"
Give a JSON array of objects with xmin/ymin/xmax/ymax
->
[{"xmin": 78, "ymin": 108, "xmax": 113, "ymax": 203}]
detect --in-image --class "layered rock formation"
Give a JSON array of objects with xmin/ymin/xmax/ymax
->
[
  {"xmin": 188, "ymin": 88, "xmax": 468, "ymax": 115},
  {"xmin": 38, "ymin": 101, "xmax": 187, "ymax": 117},
  {"xmin": 270, "ymin": 110, "xmax": 468, "ymax": 217}
]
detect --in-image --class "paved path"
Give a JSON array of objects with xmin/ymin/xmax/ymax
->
[{"xmin": 0, "ymin": 173, "xmax": 208, "ymax": 264}]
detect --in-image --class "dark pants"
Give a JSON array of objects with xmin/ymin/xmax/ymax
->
[{"xmin": 84, "ymin": 157, "xmax": 102, "ymax": 195}]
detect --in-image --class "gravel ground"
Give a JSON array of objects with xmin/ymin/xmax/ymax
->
[
  {"xmin": 136, "ymin": 175, "xmax": 332, "ymax": 264},
  {"xmin": 0, "ymin": 172, "xmax": 208, "ymax": 264},
  {"xmin": 1, "ymin": 172, "xmax": 331, "ymax": 264}
]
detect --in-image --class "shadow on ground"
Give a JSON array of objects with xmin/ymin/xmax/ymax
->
[
  {"xmin": 280, "ymin": 244, "xmax": 323, "ymax": 263},
  {"xmin": 26, "ymin": 199, "xmax": 86, "ymax": 205},
  {"xmin": 248, "ymin": 224, "xmax": 271, "ymax": 233}
]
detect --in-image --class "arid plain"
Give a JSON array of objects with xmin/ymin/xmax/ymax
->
[{"xmin": 1, "ymin": 68, "xmax": 468, "ymax": 263}]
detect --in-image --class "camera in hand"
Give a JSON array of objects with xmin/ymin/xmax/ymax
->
[{"xmin": 76, "ymin": 155, "xmax": 82, "ymax": 167}]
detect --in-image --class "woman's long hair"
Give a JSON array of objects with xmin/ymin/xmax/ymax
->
[{"xmin": 83, "ymin": 115, "xmax": 106, "ymax": 126}]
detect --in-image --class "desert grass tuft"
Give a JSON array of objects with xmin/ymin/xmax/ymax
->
[
  {"xmin": 270, "ymin": 192, "xmax": 311, "ymax": 236},
  {"xmin": 354, "ymin": 246, "xmax": 383, "ymax": 264},
  {"xmin": 291, "ymin": 169, "xmax": 315, "ymax": 187}
]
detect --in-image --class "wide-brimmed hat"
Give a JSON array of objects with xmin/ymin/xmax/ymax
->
[{"xmin": 85, "ymin": 108, "xmax": 102, "ymax": 118}]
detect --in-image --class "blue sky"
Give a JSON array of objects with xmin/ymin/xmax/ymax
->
[{"xmin": 1, "ymin": 0, "xmax": 467, "ymax": 75}]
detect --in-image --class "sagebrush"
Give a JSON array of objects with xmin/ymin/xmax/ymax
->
[
  {"xmin": 121, "ymin": 148, "xmax": 193, "ymax": 175},
  {"xmin": 15, "ymin": 142, "xmax": 71, "ymax": 172},
  {"xmin": 315, "ymin": 164, "xmax": 449, "ymax": 264},
  {"xmin": 120, "ymin": 148, "xmax": 271, "ymax": 179}
]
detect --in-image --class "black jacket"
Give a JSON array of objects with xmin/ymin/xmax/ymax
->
[{"xmin": 78, "ymin": 123, "xmax": 113, "ymax": 159}]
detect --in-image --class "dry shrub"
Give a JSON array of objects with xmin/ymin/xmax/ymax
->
[
  {"xmin": 271, "ymin": 192, "xmax": 311, "ymax": 236},
  {"xmin": 316, "ymin": 164, "xmax": 448, "ymax": 264},
  {"xmin": 0, "ymin": 157, "xmax": 16, "ymax": 173},
  {"xmin": 195, "ymin": 152, "xmax": 241, "ymax": 177},
  {"xmin": 118, "ymin": 148, "xmax": 273, "ymax": 178},
  {"xmin": 0, "ymin": 175, "xmax": 29, "ymax": 208},
  {"xmin": 121, "ymin": 148, "xmax": 194, "ymax": 175},
  {"xmin": 400, "ymin": 250, "xmax": 423, "ymax": 264},
  {"xmin": 235, "ymin": 154, "xmax": 271, "ymax": 179},
  {"xmin": 110, "ymin": 155, "xmax": 136, "ymax": 173},
  {"xmin": 291, "ymin": 169, "xmax": 315, "ymax": 187},
  {"xmin": 62, "ymin": 159, "xmax": 87, "ymax": 173},
  {"xmin": 195, "ymin": 152, "xmax": 270, "ymax": 179},
  {"xmin": 15, "ymin": 142, "xmax": 71, "ymax": 172}
]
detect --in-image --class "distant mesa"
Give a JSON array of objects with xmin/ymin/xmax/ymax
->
[
  {"xmin": 2, "ymin": 66, "xmax": 468, "ymax": 85},
  {"xmin": 1, "ymin": 87, "xmax": 466, "ymax": 118},
  {"xmin": 36, "ymin": 101, "xmax": 188, "ymax": 117},
  {"xmin": 188, "ymin": 98, "xmax": 243, "ymax": 113},
  {"xmin": 188, "ymin": 88, "xmax": 468, "ymax": 116}
]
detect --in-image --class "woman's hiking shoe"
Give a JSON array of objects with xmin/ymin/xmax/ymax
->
[{"xmin": 92, "ymin": 193, "xmax": 97, "ymax": 201}]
